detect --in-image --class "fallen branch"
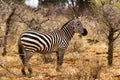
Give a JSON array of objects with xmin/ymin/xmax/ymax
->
[
  {"xmin": 0, "ymin": 35, "xmax": 11, "ymax": 38},
  {"xmin": 0, "ymin": 64, "xmax": 19, "ymax": 77}
]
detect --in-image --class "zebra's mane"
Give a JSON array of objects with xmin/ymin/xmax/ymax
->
[{"xmin": 61, "ymin": 19, "xmax": 73, "ymax": 30}]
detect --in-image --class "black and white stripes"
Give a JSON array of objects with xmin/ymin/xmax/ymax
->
[
  {"xmin": 18, "ymin": 19, "xmax": 88, "ymax": 77},
  {"xmin": 20, "ymin": 31, "xmax": 52, "ymax": 53}
]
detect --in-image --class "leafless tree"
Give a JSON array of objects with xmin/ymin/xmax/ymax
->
[
  {"xmin": 0, "ymin": 1, "xmax": 16, "ymax": 56},
  {"xmin": 66, "ymin": 0, "xmax": 91, "ymax": 18},
  {"xmin": 94, "ymin": 1, "xmax": 120, "ymax": 66},
  {"xmin": 103, "ymin": 5, "xmax": 120, "ymax": 66}
]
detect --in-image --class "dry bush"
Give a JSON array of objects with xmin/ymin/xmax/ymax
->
[{"xmin": 75, "ymin": 58, "xmax": 103, "ymax": 80}]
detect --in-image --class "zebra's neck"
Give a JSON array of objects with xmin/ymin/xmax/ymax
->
[{"xmin": 60, "ymin": 24, "xmax": 75, "ymax": 41}]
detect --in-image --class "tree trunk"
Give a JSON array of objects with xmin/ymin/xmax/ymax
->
[
  {"xmin": 2, "ymin": 8, "xmax": 16, "ymax": 56},
  {"xmin": 107, "ymin": 28, "xmax": 114, "ymax": 66},
  {"xmin": 70, "ymin": 0, "xmax": 79, "ymax": 18}
]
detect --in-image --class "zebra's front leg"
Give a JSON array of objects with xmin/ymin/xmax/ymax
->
[{"xmin": 56, "ymin": 48, "xmax": 65, "ymax": 72}]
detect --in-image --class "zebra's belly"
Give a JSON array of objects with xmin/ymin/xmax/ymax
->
[
  {"xmin": 37, "ymin": 47, "xmax": 58, "ymax": 54},
  {"xmin": 23, "ymin": 45, "xmax": 58, "ymax": 54}
]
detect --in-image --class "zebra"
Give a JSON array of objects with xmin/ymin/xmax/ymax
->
[{"xmin": 18, "ymin": 19, "xmax": 88, "ymax": 77}]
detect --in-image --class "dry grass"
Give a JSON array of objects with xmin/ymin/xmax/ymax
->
[{"xmin": 0, "ymin": 42, "xmax": 120, "ymax": 80}]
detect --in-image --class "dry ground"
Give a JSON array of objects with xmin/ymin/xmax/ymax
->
[{"xmin": 0, "ymin": 42, "xmax": 120, "ymax": 80}]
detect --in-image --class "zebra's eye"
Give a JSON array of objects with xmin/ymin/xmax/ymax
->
[{"xmin": 77, "ymin": 23, "xmax": 80, "ymax": 26}]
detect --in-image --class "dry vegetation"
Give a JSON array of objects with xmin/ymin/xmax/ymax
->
[
  {"xmin": 1, "ymin": 42, "xmax": 120, "ymax": 80},
  {"xmin": 0, "ymin": 2, "xmax": 120, "ymax": 80}
]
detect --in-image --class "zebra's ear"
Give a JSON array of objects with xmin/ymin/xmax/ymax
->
[{"xmin": 82, "ymin": 28, "xmax": 88, "ymax": 36}]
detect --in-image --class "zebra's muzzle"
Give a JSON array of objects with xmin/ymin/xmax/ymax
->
[{"xmin": 82, "ymin": 28, "xmax": 88, "ymax": 36}]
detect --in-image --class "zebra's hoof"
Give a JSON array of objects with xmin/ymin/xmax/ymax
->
[
  {"xmin": 56, "ymin": 67, "xmax": 62, "ymax": 72},
  {"xmin": 28, "ymin": 73, "xmax": 33, "ymax": 78},
  {"xmin": 56, "ymin": 69, "xmax": 60, "ymax": 72},
  {"xmin": 22, "ymin": 71, "xmax": 26, "ymax": 76}
]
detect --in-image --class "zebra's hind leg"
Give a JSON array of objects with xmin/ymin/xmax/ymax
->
[
  {"xmin": 20, "ymin": 51, "xmax": 33, "ymax": 77},
  {"xmin": 19, "ymin": 54, "xmax": 27, "ymax": 76},
  {"xmin": 25, "ymin": 51, "xmax": 33, "ymax": 78},
  {"xmin": 18, "ymin": 44, "xmax": 27, "ymax": 76},
  {"xmin": 21, "ymin": 61, "xmax": 32, "ymax": 77},
  {"xmin": 26, "ymin": 62, "xmax": 32, "ymax": 78},
  {"xmin": 21, "ymin": 65, "xmax": 26, "ymax": 76},
  {"xmin": 56, "ymin": 48, "xmax": 65, "ymax": 72}
]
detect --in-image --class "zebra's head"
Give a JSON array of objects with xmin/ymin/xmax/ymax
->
[{"xmin": 73, "ymin": 19, "xmax": 87, "ymax": 36}]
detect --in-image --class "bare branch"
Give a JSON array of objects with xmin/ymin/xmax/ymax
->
[
  {"xmin": 0, "ymin": 35, "xmax": 11, "ymax": 38},
  {"xmin": 14, "ymin": 13, "xmax": 30, "ymax": 26},
  {"xmin": 114, "ymin": 28, "xmax": 120, "ymax": 32},
  {"xmin": 14, "ymin": 12, "xmax": 50, "ymax": 31},
  {"xmin": 114, "ymin": 32, "xmax": 120, "ymax": 41},
  {"xmin": 2, "ymin": 7, "xmax": 16, "ymax": 56},
  {"xmin": 0, "ymin": 64, "xmax": 19, "ymax": 77},
  {"xmin": 102, "ymin": 13, "xmax": 112, "ymax": 28},
  {"xmin": 35, "ymin": 17, "xmax": 49, "ymax": 30},
  {"xmin": 70, "ymin": 0, "xmax": 78, "ymax": 18},
  {"xmin": 102, "ymin": 29, "xmax": 109, "ymax": 37},
  {"xmin": 40, "ymin": 17, "xmax": 49, "ymax": 24}
]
